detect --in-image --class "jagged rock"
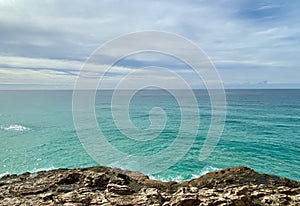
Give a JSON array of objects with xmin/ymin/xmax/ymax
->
[
  {"xmin": 83, "ymin": 172, "xmax": 110, "ymax": 189},
  {"xmin": 0, "ymin": 166, "xmax": 299, "ymax": 205},
  {"xmin": 169, "ymin": 187, "xmax": 200, "ymax": 206},
  {"xmin": 106, "ymin": 183, "xmax": 133, "ymax": 195}
]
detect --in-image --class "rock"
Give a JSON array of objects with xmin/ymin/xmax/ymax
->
[
  {"xmin": 0, "ymin": 166, "xmax": 299, "ymax": 205},
  {"xmin": 83, "ymin": 172, "xmax": 110, "ymax": 189},
  {"xmin": 231, "ymin": 195, "xmax": 254, "ymax": 206},
  {"xmin": 133, "ymin": 187, "xmax": 164, "ymax": 205},
  {"xmin": 262, "ymin": 196, "xmax": 273, "ymax": 204},
  {"xmin": 169, "ymin": 187, "xmax": 200, "ymax": 206},
  {"xmin": 57, "ymin": 172, "xmax": 81, "ymax": 185},
  {"xmin": 235, "ymin": 185, "xmax": 248, "ymax": 196},
  {"xmin": 106, "ymin": 183, "xmax": 133, "ymax": 195}
]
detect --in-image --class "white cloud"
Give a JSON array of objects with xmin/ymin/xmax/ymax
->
[
  {"xmin": 0, "ymin": 0, "xmax": 299, "ymax": 88},
  {"xmin": 0, "ymin": 67, "xmax": 75, "ymax": 85},
  {"xmin": 0, "ymin": 56, "xmax": 82, "ymax": 70}
]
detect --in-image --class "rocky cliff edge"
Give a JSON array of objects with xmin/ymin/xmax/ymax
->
[{"xmin": 0, "ymin": 166, "xmax": 299, "ymax": 205}]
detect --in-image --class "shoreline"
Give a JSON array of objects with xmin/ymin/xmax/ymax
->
[{"xmin": 1, "ymin": 166, "xmax": 299, "ymax": 205}]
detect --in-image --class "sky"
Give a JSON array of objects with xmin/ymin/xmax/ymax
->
[{"xmin": 0, "ymin": 0, "xmax": 299, "ymax": 89}]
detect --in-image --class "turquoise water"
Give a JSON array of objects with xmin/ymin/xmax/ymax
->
[{"xmin": 0, "ymin": 89, "xmax": 299, "ymax": 181}]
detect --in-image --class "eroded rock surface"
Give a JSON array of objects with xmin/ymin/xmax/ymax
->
[{"xmin": 0, "ymin": 166, "xmax": 299, "ymax": 205}]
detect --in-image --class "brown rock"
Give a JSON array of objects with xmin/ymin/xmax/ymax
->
[
  {"xmin": 169, "ymin": 187, "xmax": 201, "ymax": 206},
  {"xmin": 106, "ymin": 183, "xmax": 133, "ymax": 195},
  {"xmin": 0, "ymin": 166, "xmax": 299, "ymax": 205}
]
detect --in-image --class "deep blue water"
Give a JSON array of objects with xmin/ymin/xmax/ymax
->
[{"xmin": 0, "ymin": 89, "xmax": 299, "ymax": 181}]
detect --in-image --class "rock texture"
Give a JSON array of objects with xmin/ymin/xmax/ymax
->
[{"xmin": 0, "ymin": 166, "xmax": 299, "ymax": 205}]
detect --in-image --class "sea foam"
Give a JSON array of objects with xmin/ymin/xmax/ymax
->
[
  {"xmin": 1, "ymin": 124, "xmax": 30, "ymax": 131},
  {"xmin": 0, "ymin": 167, "xmax": 57, "ymax": 178},
  {"xmin": 150, "ymin": 166, "xmax": 219, "ymax": 182}
]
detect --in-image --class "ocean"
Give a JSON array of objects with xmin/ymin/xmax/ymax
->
[{"xmin": 0, "ymin": 89, "xmax": 299, "ymax": 181}]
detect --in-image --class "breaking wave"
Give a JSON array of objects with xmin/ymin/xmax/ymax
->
[{"xmin": 1, "ymin": 124, "xmax": 31, "ymax": 131}]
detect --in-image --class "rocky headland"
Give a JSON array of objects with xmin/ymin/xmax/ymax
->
[{"xmin": 0, "ymin": 166, "xmax": 299, "ymax": 205}]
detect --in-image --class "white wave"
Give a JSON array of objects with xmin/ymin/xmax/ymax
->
[
  {"xmin": 0, "ymin": 172, "xmax": 9, "ymax": 178},
  {"xmin": 150, "ymin": 166, "xmax": 220, "ymax": 182},
  {"xmin": 149, "ymin": 174, "xmax": 186, "ymax": 182},
  {"xmin": 28, "ymin": 166, "xmax": 57, "ymax": 173},
  {"xmin": 0, "ymin": 167, "xmax": 57, "ymax": 178},
  {"xmin": 192, "ymin": 166, "xmax": 219, "ymax": 178},
  {"xmin": 2, "ymin": 124, "xmax": 30, "ymax": 131}
]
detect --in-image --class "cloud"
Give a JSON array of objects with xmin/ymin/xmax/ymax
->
[
  {"xmin": 0, "ymin": 0, "xmax": 299, "ymax": 89},
  {"xmin": 0, "ymin": 67, "xmax": 75, "ymax": 86},
  {"xmin": 0, "ymin": 56, "xmax": 82, "ymax": 70}
]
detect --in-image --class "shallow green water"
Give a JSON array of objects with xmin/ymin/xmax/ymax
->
[{"xmin": 0, "ymin": 89, "xmax": 299, "ymax": 181}]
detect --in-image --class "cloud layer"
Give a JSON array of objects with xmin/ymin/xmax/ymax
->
[{"xmin": 0, "ymin": 0, "xmax": 299, "ymax": 89}]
